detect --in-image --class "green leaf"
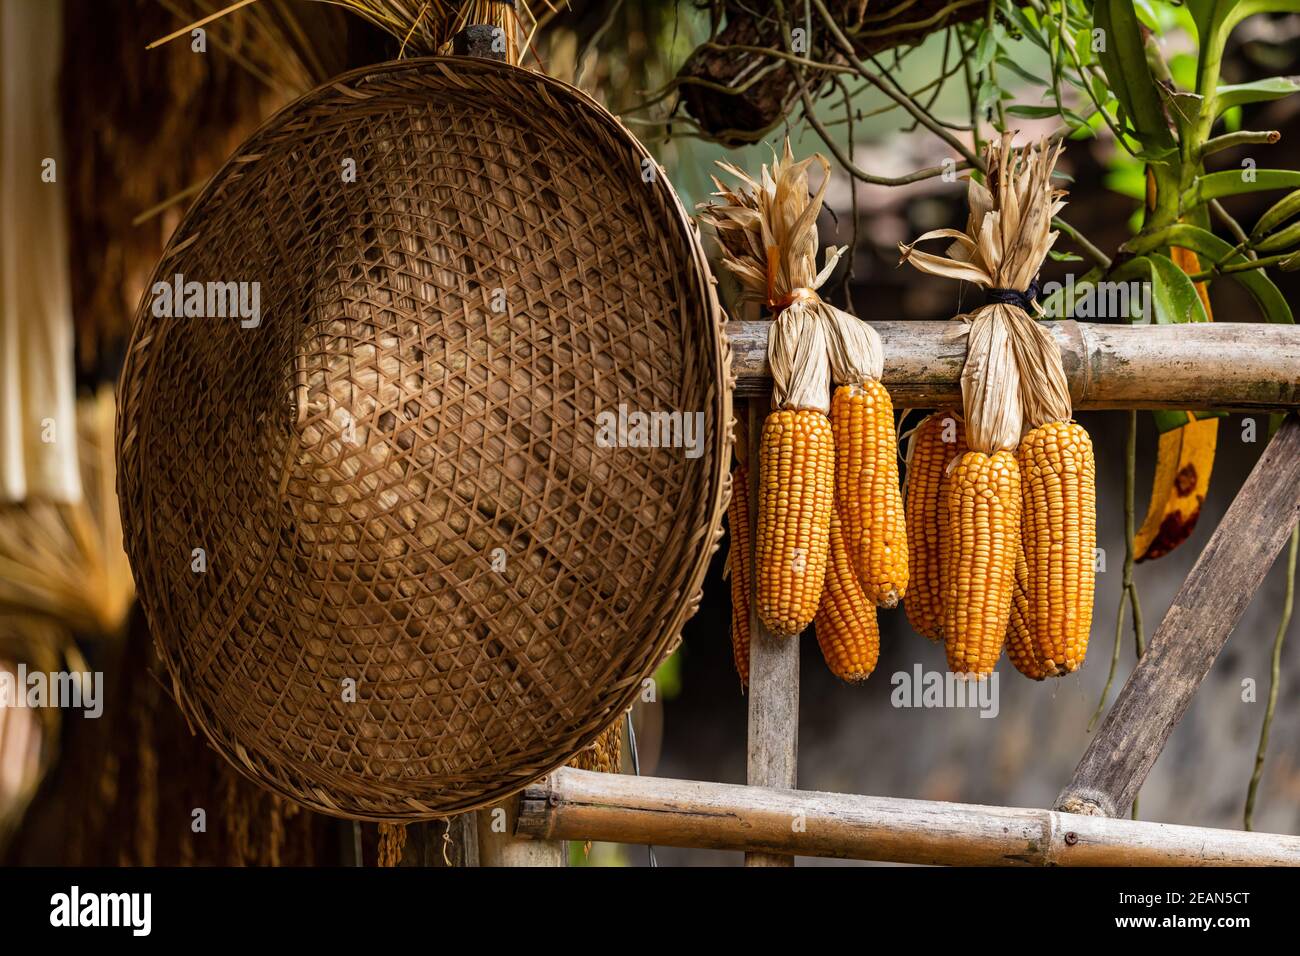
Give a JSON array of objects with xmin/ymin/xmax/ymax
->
[
  {"xmin": 1252, "ymin": 188, "xmax": 1300, "ymax": 236},
  {"xmin": 1186, "ymin": 168, "xmax": 1300, "ymax": 204},
  {"xmin": 1132, "ymin": 143, "xmax": 1180, "ymax": 163},
  {"xmin": 974, "ymin": 26, "xmax": 1000, "ymax": 73},
  {"xmin": 1168, "ymin": 52, "xmax": 1199, "ymax": 91},
  {"xmin": 1215, "ymin": 76, "xmax": 1300, "ymax": 114},
  {"xmin": 1073, "ymin": 26, "xmax": 1096, "ymax": 65},
  {"xmin": 1090, "ymin": 74, "xmax": 1111, "ymax": 106},
  {"xmin": 1159, "ymin": 87, "xmax": 1204, "ymax": 142},
  {"xmin": 1003, "ymin": 3, "xmax": 1050, "ymax": 52},
  {"xmin": 1048, "ymin": 249, "xmax": 1085, "ymax": 262},
  {"xmin": 997, "ymin": 55, "xmax": 1049, "ymax": 87},
  {"xmin": 1006, "ymin": 104, "xmax": 1064, "ymax": 118},
  {"xmin": 1105, "ymin": 161, "xmax": 1147, "ymax": 200},
  {"xmin": 1152, "ymin": 410, "xmax": 1191, "ymax": 432},
  {"xmin": 1184, "ymin": 0, "xmax": 1242, "ymax": 39},
  {"xmin": 1254, "ymin": 219, "xmax": 1300, "ymax": 253},
  {"xmin": 1153, "ymin": 223, "xmax": 1294, "ymax": 323},
  {"xmin": 1093, "ymin": 0, "xmax": 1177, "ymax": 152},
  {"xmin": 1148, "ymin": 253, "xmax": 1211, "ymax": 324},
  {"xmin": 976, "ymin": 78, "xmax": 1000, "ymax": 113}
]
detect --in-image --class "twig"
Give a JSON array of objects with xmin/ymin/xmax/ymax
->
[
  {"xmin": 1245, "ymin": 525, "xmax": 1298, "ymax": 831},
  {"xmin": 1201, "ymin": 129, "xmax": 1280, "ymax": 159},
  {"xmin": 1092, "ymin": 408, "xmax": 1140, "ymax": 733},
  {"xmin": 1127, "ymin": 407, "xmax": 1145, "ymax": 822},
  {"xmin": 132, "ymin": 180, "xmax": 208, "ymax": 227},
  {"xmin": 1208, "ymin": 198, "xmax": 1255, "ymax": 257},
  {"xmin": 1053, "ymin": 216, "xmax": 1112, "ymax": 270},
  {"xmin": 701, "ymin": 41, "xmax": 858, "ymax": 74},
  {"xmin": 1186, "ymin": 251, "xmax": 1293, "ymax": 282},
  {"xmin": 983, "ymin": 0, "xmax": 1005, "ymax": 131},
  {"xmin": 146, "ymin": 0, "xmax": 261, "ymax": 48},
  {"xmin": 811, "ymin": 0, "xmax": 983, "ymax": 170},
  {"xmin": 834, "ymin": 73, "xmax": 860, "ymax": 312}
]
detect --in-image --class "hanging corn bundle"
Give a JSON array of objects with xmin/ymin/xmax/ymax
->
[
  {"xmin": 903, "ymin": 409, "xmax": 968, "ymax": 641},
  {"xmin": 899, "ymin": 134, "xmax": 1070, "ymax": 679},
  {"xmin": 700, "ymin": 142, "xmax": 895, "ymax": 681},
  {"xmin": 698, "ymin": 144, "xmax": 840, "ymax": 639}
]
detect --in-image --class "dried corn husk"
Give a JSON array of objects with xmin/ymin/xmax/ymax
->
[
  {"xmin": 698, "ymin": 141, "xmax": 881, "ymax": 408},
  {"xmin": 898, "ymin": 133, "xmax": 1068, "ymax": 448}
]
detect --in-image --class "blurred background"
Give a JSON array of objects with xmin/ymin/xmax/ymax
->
[{"xmin": 1, "ymin": 0, "xmax": 1297, "ymax": 866}]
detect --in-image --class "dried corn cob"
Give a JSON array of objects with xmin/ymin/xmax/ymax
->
[
  {"xmin": 1005, "ymin": 545, "xmax": 1047, "ymax": 680},
  {"xmin": 1017, "ymin": 420, "xmax": 1096, "ymax": 676},
  {"xmin": 568, "ymin": 717, "xmax": 623, "ymax": 774},
  {"xmin": 831, "ymin": 380, "xmax": 908, "ymax": 607},
  {"xmin": 756, "ymin": 408, "xmax": 834, "ymax": 637},
  {"xmin": 943, "ymin": 450, "xmax": 1020, "ymax": 677},
  {"xmin": 904, "ymin": 410, "xmax": 967, "ymax": 639},
  {"xmin": 814, "ymin": 508, "xmax": 880, "ymax": 682},
  {"xmin": 726, "ymin": 463, "xmax": 752, "ymax": 689}
]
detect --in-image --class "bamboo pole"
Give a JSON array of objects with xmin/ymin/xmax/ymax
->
[
  {"xmin": 477, "ymin": 797, "xmax": 566, "ymax": 867},
  {"xmin": 743, "ymin": 401, "xmax": 799, "ymax": 867},
  {"xmin": 516, "ymin": 768, "xmax": 1300, "ymax": 866},
  {"xmin": 727, "ymin": 320, "xmax": 1300, "ymax": 410}
]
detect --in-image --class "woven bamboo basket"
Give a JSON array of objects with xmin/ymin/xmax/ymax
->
[{"xmin": 117, "ymin": 55, "xmax": 731, "ymax": 821}]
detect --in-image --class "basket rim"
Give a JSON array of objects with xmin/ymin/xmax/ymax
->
[{"xmin": 116, "ymin": 55, "xmax": 734, "ymax": 821}]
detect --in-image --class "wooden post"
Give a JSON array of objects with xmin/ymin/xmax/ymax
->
[
  {"xmin": 727, "ymin": 320, "xmax": 1300, "ymax": 410},
  {"xmin": 477, "ymin": 797, "xmax": 567, "ymax": 867},
  {"xmin": 395, "ymin": 817, "xmax": 479, "ymax": 867},
  {"xmin": 517, "ymin": 768, "xmax": 1300, "ymax": 866},
  {"xmin": 1057, "ymin": 415, "xmax": 1300, "ymax": 818},
  {"xmin": 745, "ymin": 400, "xmax": 799, "ymax": 867}
]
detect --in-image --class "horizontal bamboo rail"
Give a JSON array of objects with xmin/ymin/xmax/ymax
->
[
  {"xmin": 727, "ymin": 320, "xmax": 1300, "ymax": 410},
  {"xmin": 517, "ymin": 768, "xmax": 1300, "ymax": 866}
]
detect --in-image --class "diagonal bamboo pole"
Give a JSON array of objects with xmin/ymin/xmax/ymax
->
[{"xmin": 1056, "ymin": 415, "xmax": 1300, "ymax": 818}]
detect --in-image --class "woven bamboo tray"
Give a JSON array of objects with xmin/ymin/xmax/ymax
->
[{"xmin": 117, "ymin": 56, "xmax": 731, "ymax": 821}]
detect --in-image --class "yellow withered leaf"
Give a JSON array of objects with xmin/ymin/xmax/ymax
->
[{"xmin": 1135, "ymin": 416, "xmax": 1218, "ymax": 562}]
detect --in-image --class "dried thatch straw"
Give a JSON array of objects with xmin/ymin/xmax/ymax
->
[
  {"xmin": 0, "ymin": 387, "xmax": 133, "ymax": 637},
  {"xmin": 698, "ymin": 141, "xmax": 881, "ymax": 410},
  {"xmin": 153, "ymin": 0, "xmax": 351, "ymax": 96},
  {"xmin": 898, "ymin": 133, "xmax": 1069, "ymax": 450},
  {"xmin": 149, "ymin": 0, "xmax": 538, "ymax": 65}
]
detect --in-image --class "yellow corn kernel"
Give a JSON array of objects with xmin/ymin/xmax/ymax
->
[
  {"xmin": 831, "ymin": 381, "xmax": 908, "ymax": 608},
  {"xmin": 814, "ymin": 508, "xmax": 881, "ymax": 682},
  {"xmin": 904, "ymin": 410, "xmax": 967, "ymax": 640},
  {"xmin": 1018, "ymin": 421, "xmax": 1097, "ymax": 676},
  {"xmin": 943, "ymin": 450, "xmax": 1020, "ymax": 677},
  {"xmin": 568, "ymin": 718, "xmax": 622, "ymax": 774},
  {"xmin": 756, "ymin": 408, "xmax": 834, "ymax": 637},
  {"xmin": 727, "ymin": 463, "xmax": 752, "ymax": 690},
  {"xmin": 1005, "ymin": 545, "xmax": 1047, "ymax": 680}
]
